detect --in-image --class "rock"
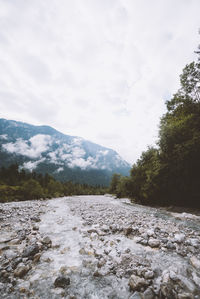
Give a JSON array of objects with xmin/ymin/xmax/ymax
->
[
  {"xmin": 54, "ymin": 275, "xmax": 70, "ymax": 288},
  {"xmin": 177, "ymin": 293, "xmax": 195, "ymax": 299},
  {"xmin": 22, "ymin": 244, "xmax": 39, "ymax": 258},
  {"xmin": 189, "ymin": 238, "xmax": 199, "ymax": 248},
  {"xmin": 174, "ymin": 233, "xmax": 185, "ymax": 243},
  {"xmin": 135, "ymin": 237, "xmax": 143, "ymax": 243},
  {"xmin": 129, "ymin": 292, "xmax": 142, "ymax": 298},
  {"xmin": 141, "ymin": 239, "xmax": 148, "ymax": 246},
  {"xmin": 11, "ymin": 257, "xmax": 22, "ymax": 269},
  {"xmin": 33, "ymin": 253, "xmax": 41, "ymax": 263},
  {"xmin": 97, "ymin": 258, "xmax": 106, "ymax": 268},
  {"xmin": 146, "ymin": 229, "xmax": 154, "ymax": 237},
  {"xmin": 169, "ymin": 270, "xmax": 179, "ymax": 282},
  {"xmin": 93, "ymin": 270, "xmax": 102, "ymax": 277},
  {"xmin": 190, "ymin": 256, "xmax": 200, "ymax": 270},
  {"xmin": 5, "ymin": 249, "xmax": 17, "ymax": 259},
  {"xmin": 192, "ymin": 271, "xmax": 200, "ymax": 286},
  {"xmin": 143, "ymin": 287, "xmax": 154, "ymax": 299},
  {"xmin": 123, "ymin": 227, "xmax": 133, "ymax": 236},
  {"xmin": 166, "ymin": 241, "xmax": 176, "ymax": 250},
  {"xmin": 42, "ymin": 236, "xmax": 52, "ymax": 245},
  {"xmin": 14, "ymin": 264, "xmax": 29, "ymax": 278},
  {"xmin": 148, "ymin": 238, "xmax": 160, "ymax": 248},
  {"xmin": 144, "ymin": 270, "xmax": 154, "ymax": 279},
  {"xmin": 101, "ymin": 225, "xmax": 109, "ymax": 232},
  {"xmin": 128, "ymin": 274, "xmax": 148, "ymax": 291},
  {"xmin": 79, "ymin": 248, "xmax": 87, "ymax": 255},
  {"xmin": 32, "ymin": 225, "xmax": 39, "ymax": 231},
  {"xmin": 31, "ymin": 216, "xmax": 40, "ymax": 222}
]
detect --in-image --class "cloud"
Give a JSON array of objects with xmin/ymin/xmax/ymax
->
[
  {"xmin": 22, "ymin": 158, "xmax": 45, "ymax": 172},
  {"xmin": 0, "ymin": 134, "xmax": 8, "ymax": 140},
  {"xmin": 2, "ymin": 134, "xmax": 52, "ymax": 158},
  {"xmin": 0, "ymin": 0, "xmax": 199, "ymax": 164},
  {"xmin": 55, "ymin": 167, "xmax": 64, "ymax": 173},
  {"xmin": 68, "ymin": 156, "xmax": 97, "ymax": 169}
]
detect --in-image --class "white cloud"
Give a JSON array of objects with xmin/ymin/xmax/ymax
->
[
  {"xmin": 22, "ymin": 158, "xmax": 45, "ymax": 172},
  {"xmin": 0, "ymin": 134, "xmax": 8, "ymax": 140},
  {"xmin": 68, "ymin": 156, "xmax": 98, "ymax": 170},
  {"xmin": 0, "ymin": 0, "xmax": 199, "ymax": 164},
  {"xmin": 55, "ymin": 167, "xmax": 64, "ymax": 173},
  {"xmin": 2, "ymin": 134, "xmax": 52, "ymax": 158}
]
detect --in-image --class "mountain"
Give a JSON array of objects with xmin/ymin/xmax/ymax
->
[{"xmin": 0, "ymin": 118, "xmax": 131, "ymax": 186}]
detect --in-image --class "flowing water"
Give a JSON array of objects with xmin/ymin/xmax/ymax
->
[{"xmin": 1, "ymin": 195, "xmax": 200, "ymax": 298}]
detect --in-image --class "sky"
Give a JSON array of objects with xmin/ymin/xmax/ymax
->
[{"xmin": 0, "ymin": 0, "xmax": 199, "ymax": 164}]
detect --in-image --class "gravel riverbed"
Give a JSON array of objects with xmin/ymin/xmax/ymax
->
[{"xmin": 0, "ymin": 195, "xmax": 200, "ymax": 298}]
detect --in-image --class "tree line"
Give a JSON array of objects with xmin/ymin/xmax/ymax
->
[
  {"xmin": 0, "ymin": 164, "xmax": 106, "ymax": 202},
  {"xmin": 109, "ymin": 42, "xmax": 200, "ymax": 208}
]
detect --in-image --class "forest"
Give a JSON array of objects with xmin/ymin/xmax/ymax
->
[
  {"xmin": 110, "ymin": 44, "xmax": 200, "ymax": 208},
  {"xmin": 0, "ymin": 164, "xmax": 106, "ymax": 202}
]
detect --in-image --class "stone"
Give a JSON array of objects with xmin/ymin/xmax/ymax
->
[
  {"xmin": 141, "ymin": 239, "xmax": 148, "ymax": 246},
  {"xmin": 31, "ymin": 216, "xmax": 40, "ymax": 222},
  {"xmin": 11, "ymin": 257, "xmax": 22, "ymax": 269},
  {"xmin": 189, "ymin": 239, "xmax": 199, "ymax": 248},
  {"xmin": 177, "ymin": 293, "xmax": 195, "ymax": 299},
  {"xmin": 166, "ymin": 241, "xmax": 176, "ymax": 250},
  {"xmin": 169, "ymin": 270, "xmax": 179, "ymax": 282},
  {"xmin": 192, "ymin": 272, "xmax": 200, "ymax": 286},
  {"xmin": 14, "ymin": 264, "xmax": 29, "ymax": 278},
  {"xmin": 129, "ymin": 274, "xmax": 148, "ymax": 291},
  {"xmin": 123, "ymin": 227, "xmax": 133, "ymax": 236},
  {"xmin": 32, "ymin": 225, "xmax": 39, "ymax": 231},
  {"xmin": 93, "ymin": 270, "xmax": 102, "ymax": 277},
  {"xmin": 22, "ymin": 244, "xmax": 39, "ymax": 258},
  {"xmin": 33, "ymin": 253, "xmax": 41, "ymax": 263},
  {"xmin": 42, "ymin": 236, "xmax": 52, "ymax": 245},
  {"xmin": 190, "ymin": 256, "xmax": 200, "ymax": 270},
  {"xmin": 54, "ymin": 275, "xmax": 70, "ymax": 288},
  {"xmin": 135, "ymin": 237, "xmax": 143, "ymax": 243},
  {"xmin": 129, "ymin": 292, "xmax": 142, "ymax": 298},
  {"xmin": 174, "ymin": 233, "xmax": 185, "ymax": 243},
  {"xmin": 143, "ymin": 287, "xmax": 154, "ymax": 299},
  {"xmin": 148, "ymin": 238, "xmax": 160, "ymax": 248},
  {"xmin": 144, "ymin": 270, "xmax": 154, "ymax": 279},
  {"xmin": 147, "ymin": 229, "xmax": 154, "ymax": 237}
]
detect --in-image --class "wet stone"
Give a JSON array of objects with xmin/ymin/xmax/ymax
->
[
  {"xmin": 54, "ymin": 275, "xmax": 70, "ymax": 288},
  {"xmin": 129, "ymin": 274, "xmax": 148, "ymax": 291},
  {"xmin": 42, "ymin": 236, "xmax": 52, "ymax": 245},
  {"xmin": 22, "ymin": 244, "xmax": 39, "ymax": 258},
  {"xmin": 14, "ymin": 264, "xmax": 30, "ymax": 278}
]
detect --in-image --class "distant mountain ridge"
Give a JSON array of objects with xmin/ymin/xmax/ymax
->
[{"xmin": 0, "ymin": 118, "xmax": 131, "ymax": 186}]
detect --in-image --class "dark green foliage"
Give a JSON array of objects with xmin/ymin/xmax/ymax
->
[
  {"xmin": 110, "ymin": 45, "xmax": 200, "ymax": 208},
  {"xmin": 0, "ymin": 165, "xmax": 107, "ymax": 202},
  {"xmin": 21, "ymin": 179, "xmax": 44, "ymax": 200},
  {"xmin": 109, "ymin": 173, "xmax": 121, "ymax": 194}
]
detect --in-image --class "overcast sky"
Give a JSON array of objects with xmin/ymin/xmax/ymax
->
[{"xmin": 0, "ymin": 0, "xmax": 199, "ymax": 164}]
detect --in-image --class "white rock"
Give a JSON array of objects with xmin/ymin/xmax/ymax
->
[
  {"xmin": 174, "ymin": 233, "xmax": 185, "ymax": 243},
  {"xmin": 190, "ymin": 256, "xmax": 200, "ymax": 270},
  {"xmin": 148, "ymin": 238, "xmax": 160, "ymax": 248}
]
